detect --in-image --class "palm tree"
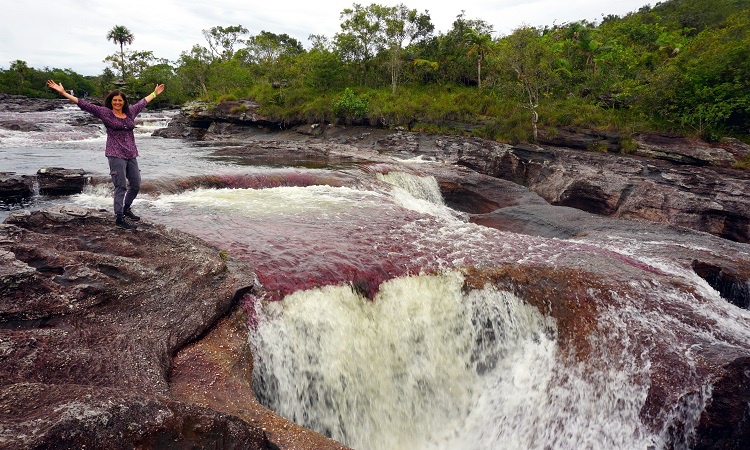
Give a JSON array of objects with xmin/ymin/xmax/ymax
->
[
  {"xmin": 466, "ymin": 28, "xmax": 494, "ymax": 88},
  {"xmin": 106, "ymin": 25, "xmax": 134, "ymax": 79}
]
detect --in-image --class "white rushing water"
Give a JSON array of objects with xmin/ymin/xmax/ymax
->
[{"xmin": 248, "ymin": 272, "xmax": 660, "ymax": 450}]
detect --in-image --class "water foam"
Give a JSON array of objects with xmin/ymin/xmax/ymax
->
[
  {"xmin": 149, "ymin": 185, "xmax": 385, "ymax": 218},
  {"xmin": 249, "ymin": 272, "xmax": 658, "ymax": 450}
]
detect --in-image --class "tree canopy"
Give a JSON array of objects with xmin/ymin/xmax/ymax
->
[{"xmin": 2, "ymin": 0, "xmax": 749, "ymax": 143}]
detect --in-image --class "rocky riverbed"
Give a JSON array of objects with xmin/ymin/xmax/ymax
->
[{"xmin": 2, "ymin": 94, "xmax": 750, "ymax": 449}]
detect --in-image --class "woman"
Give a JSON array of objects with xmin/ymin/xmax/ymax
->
[{"xmin": 46, "ymin": 80, "xmax": 165, "ymax": 230}]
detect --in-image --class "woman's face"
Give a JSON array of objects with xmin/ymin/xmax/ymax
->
[{"xmin": 111, "ymin": 95, "xmax": 125, "ymax": 111}]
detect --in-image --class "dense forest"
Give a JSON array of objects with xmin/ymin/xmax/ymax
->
[{"xmin": 1, "ymin": 0, "xmax": 749, "ymax": 145}]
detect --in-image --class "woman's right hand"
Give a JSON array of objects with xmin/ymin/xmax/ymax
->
[{"xmin": 47, "ymin": 80, "xmax": 78, "ymax": 104}]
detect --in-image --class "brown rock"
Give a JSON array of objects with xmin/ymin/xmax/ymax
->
[
  {"xmin": 633, "ymin": 133, "xmax": 738, "ymax": 167},
  {"xmin": 0, "ymin": 94, "xmax": 64, "ymax": 113},
  {"xmin": 36, "ymin": 167, "xmax": 88, "ymax": 196},
  {"xmin": 0, "ymin": 119, "xmax": 42, "ymax": 132},
  {"xmin": 0, "ymin": 206, "xmax": 346, "ymax": 449},
  {"xmin": 170, "ymin": 307, "xmax": 348, "ymax": 450}
]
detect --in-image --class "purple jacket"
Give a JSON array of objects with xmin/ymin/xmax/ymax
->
[{"xmin": 78, "ymin": 98, "xmax": 148, "ymax": 159}]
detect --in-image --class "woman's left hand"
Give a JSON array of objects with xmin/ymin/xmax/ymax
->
[{"xmin": 47, "ymin": 79, "xmax": 66, "ymax": 95}]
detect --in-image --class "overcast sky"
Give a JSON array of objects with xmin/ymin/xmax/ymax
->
[{"xmin": 2, "ymin": 0, "xmax": 651, "ymax": 76}]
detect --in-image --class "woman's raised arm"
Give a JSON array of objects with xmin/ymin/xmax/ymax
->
[{"xmin": 46, "ymin": 80, "xmax": 79, "ymax": 104}]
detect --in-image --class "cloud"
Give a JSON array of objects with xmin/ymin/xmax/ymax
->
[{"xmin": 0, "ymin": 0, "xmax": 651, "ymax": 75}]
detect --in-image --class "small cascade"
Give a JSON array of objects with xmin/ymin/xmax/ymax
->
[
  {"xmin": 135, "ymin": 109, "xmax": 177, "ymax": 135},
  {"xmin": 377, "ymin": 171, "xmax": 444, "ymax": 205},
  {"xmin": 376, "ymin": 171, "xmax": 467, "ymax": 220}
]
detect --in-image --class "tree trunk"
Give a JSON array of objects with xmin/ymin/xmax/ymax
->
[
  {"xmin": 391, "ymin": 47, "xmax": 400, "ymax": 95},
  {"xmin": 119, "ymin": 43, "xmax": 126, "ymax": 80},
  {"xmin": 391, "ymin": 64, "xmax": 397, "ymax": 95},
  {"xmin": 477, "ymin": 56, "xmax": 482, "ymax": 89}
]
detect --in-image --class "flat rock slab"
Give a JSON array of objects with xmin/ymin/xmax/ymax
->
[{"xmin": 0, "ymin": 206, "xmax": 347, "ymax": 449}]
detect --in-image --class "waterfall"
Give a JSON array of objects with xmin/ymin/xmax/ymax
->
[
  {"xmin": 248, "ymin": 272, "xmax": 659, "ymax": 450},
  {"xmin": 376, "ymin": 171, "xmax": 467, "ymax": 221}
]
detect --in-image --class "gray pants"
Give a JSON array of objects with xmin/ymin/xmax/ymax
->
[{"xmin": 108, "ymin": 157, "xmax": 141, "ymax": 216}]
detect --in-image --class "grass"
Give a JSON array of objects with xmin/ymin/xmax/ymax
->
[
  {"xmin": 733, "ymin": 155, "xmax": 750, "ymax": 171},
  {"xmin": 210, "ymin": 82, "xmax": 700, "ymax": 147}
]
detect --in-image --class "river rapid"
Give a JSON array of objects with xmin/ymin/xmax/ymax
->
[{"xmin": 2, "ymin": 105, "xmax": 750, "ymax": 450}]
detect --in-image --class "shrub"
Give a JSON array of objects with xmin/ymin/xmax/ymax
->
[
  {"xmin": 229, "ymin": 104, "xmax": 248, "ymax": 114},
  {"xmin": 619, "ymin": 137, "xmax": 639, "ymax": 154},
  {"xmin": 333, "ymin": 88, "xmax": 369, "ymax": 123}
]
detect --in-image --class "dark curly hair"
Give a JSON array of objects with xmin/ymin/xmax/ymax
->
[{"xmin": 105, "ymin": 90, "xmax": 130, "ymax": 114}]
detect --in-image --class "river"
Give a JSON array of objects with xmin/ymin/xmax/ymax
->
[{"xmin": 2, "ymin": 104, "xmax": 749, "ymax": 450}]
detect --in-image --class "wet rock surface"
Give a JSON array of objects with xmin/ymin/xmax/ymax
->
[
  {"xmin": 0, "ymin": 207, "xmax": 348, "ymax": 449},
  {"xmin": 193, "ymin": 122, "xmax": 750, "ymax": 243},
  {"xmin": 36, "ymin": 167, "xmax": 88, "ymax": 196},
  {"xmin": 0, "ymin": 94, "xmax": 65, "ymax": 113},
  {"xmin": 452, "ymin": 142, "xmax": 750, "ymax": 243},
  {"xmin": 0, "ymin": 173, "xmax": 34, "ymax": 202}
]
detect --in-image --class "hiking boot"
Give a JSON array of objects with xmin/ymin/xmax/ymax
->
[
  {"xmin": 115, "ymin": 216, "xmax": 137, "ymax": 230},
  {"xmin": 123, "ymin": 207, "xmax": 140, "ymax": 221}
]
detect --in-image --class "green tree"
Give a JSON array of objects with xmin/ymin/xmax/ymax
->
[
  {"xmin": 427, "ymin": 13, "xmax": 493, "ymax": 86},
  {"xmin": 650, "ymin": 0, "xmax": 750, "ymax": 35},
  {"xmin": 382, "ymin": 4, "xmax": 433, "ymax": 94},
  {"xmin": 465, "ymin": 27, "xmax": 494, "ymax": 88},
  {"xmin": 9, "ymin": 60, "xmax": 30, "ymax": 95},
  {"xmin": 97, "ymin": 68, "xmax": 117, "ymax": 95},
  {"xmin": 133, "ymin": 63, "xmax": 176, "ymax": 102},
  {"xmin": 202, "ymin": 25, "xmax": 249, "ymax": 61},
  {"xmin": 244, "ymin": 31, "xmax": 304, "ymax": 65},
  {"xmin": 106, "ymin": 25, "xmax": 134, "ymax": 79},
  {"xmin": 298, "ymin": 35, "xmax": 346, "ymax": 91},
  {"xmin": 335, "ymin": 3, "xmax": 432, "ymax": 92},
  {"xmin": 103, "ymin": 50, "xmax": 167, "ymax": 86},
  {"xmin": 206, "ymin": 59, "xmax": 255, "ymax": 99},
  {"xmin": 243, "ymin": 30, "xmax": 305, "ymax": 87},
  {"xmin": 644, "ymin": 8, "xmax": 750, "ymax": 138},
  {"xmin": 335, "ymin": 3, "xmax": 385, "ymax": 88},
  {"xmin": 177, "ymin": 44, "xmax": 213, "ymax": 98},
  {"xmin": 497, "ymin": 27, "xmax": 558, "ymax": 142}
]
